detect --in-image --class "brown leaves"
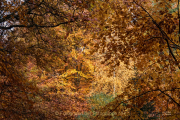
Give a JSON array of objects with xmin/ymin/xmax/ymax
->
[
  {"xmin": 0, "ymin": 0, "xmax": 95, "ymax": 119},
  {"xmin": 1, "ymin": 0, "xmax": 180, "ymax": 119},
  {"xmin": 93, "ymin": 0, "xmax": 180, "ymax": 73},
  {"xmin": 90, "ymin": 0, "xmax": 180, "ymax": 119}
]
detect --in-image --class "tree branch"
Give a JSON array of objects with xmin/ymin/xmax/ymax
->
[
  {"xmin": 159, "ymin": 89, "xmax": 180, "ymax": 107},
  {"xmin": 133, "ymin": 0, "xmax": 180, "ymax": 69},
  {"xmin": 0, "ymin": 19, "xmax": 78, "ymax": 30},
  {"xmin": 144, "ymin": 37, "xmax": 163, "ymax": 42},
  {"xmin": 103, "ymin": 88, "xmax": 180, "ymax": 116}
]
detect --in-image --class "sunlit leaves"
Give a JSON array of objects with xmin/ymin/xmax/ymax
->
[
  {"xmin": 1, "ymin": 0, "xmax": 180, "ymax": 119},
  {"xmin": 92, "ymin": 0, "xmax": 180, "ymax": 119},
  {"xmin": 0, "ymin": 0, "xmax": 95, "ymax": 119}
]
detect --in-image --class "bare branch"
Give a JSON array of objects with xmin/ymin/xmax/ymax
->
[{"xmin": 0, "ymin": 19, "xmax": 78, "ymax": 30}]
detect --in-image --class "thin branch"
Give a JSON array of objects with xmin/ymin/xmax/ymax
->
[
  {"xmin": 109, "ymin": 89, "xmax": 160, "ymax": 113},
  {"xmin": 144, "ymin": 37, "xmax": 163, "ymax": 42},
  {"xmin": 133, "ymin": 0, "xmax": 180, "ymax": 69},
  {"xmin": 159, "ymin": 89, "xmax": 180, "ymax": 107},
  {"xmin": 101, "ymin": 88, "xmax": 180, "ymax": 116},
  {"xmin": 0, "ymin": 19, "xmax": 79, "ymax": 30}
]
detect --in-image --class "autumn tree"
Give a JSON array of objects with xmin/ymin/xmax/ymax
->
[
  {"xmin": 92, "ymin": 0, "xmax": 180, "ymax": 119},
  {"xmin": 2, "ymin": 0, "xmax": 180, "ymax": 119},
  {"xmin": 0, "ymin": 0, "xmax": 95, "ymax": 119}
]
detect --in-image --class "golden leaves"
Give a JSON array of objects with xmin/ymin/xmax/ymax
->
[
  {"xmin": 60, "ymin": 69, "xmax": 92, "ymax": 79},
  {"xmin": 90, "ymin": 1, "xmax": 180, "ymax": 119},
  {"xmin": 1, "ymin": 0, "xmax": 180, "ymax": 119}
]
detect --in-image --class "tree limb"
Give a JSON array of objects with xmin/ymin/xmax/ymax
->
[{"xmin": 133, "ymin": 0, "xmax": 180, "ymax": 69}]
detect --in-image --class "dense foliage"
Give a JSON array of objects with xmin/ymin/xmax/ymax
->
[{"xmin": 0, "ymin": 0, "xmax": 180, "ymax": 119}]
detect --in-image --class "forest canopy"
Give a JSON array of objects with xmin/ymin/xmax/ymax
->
[{"xmin": 0, "ymin": 0, "xmax": 180, "ymax": 119}]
